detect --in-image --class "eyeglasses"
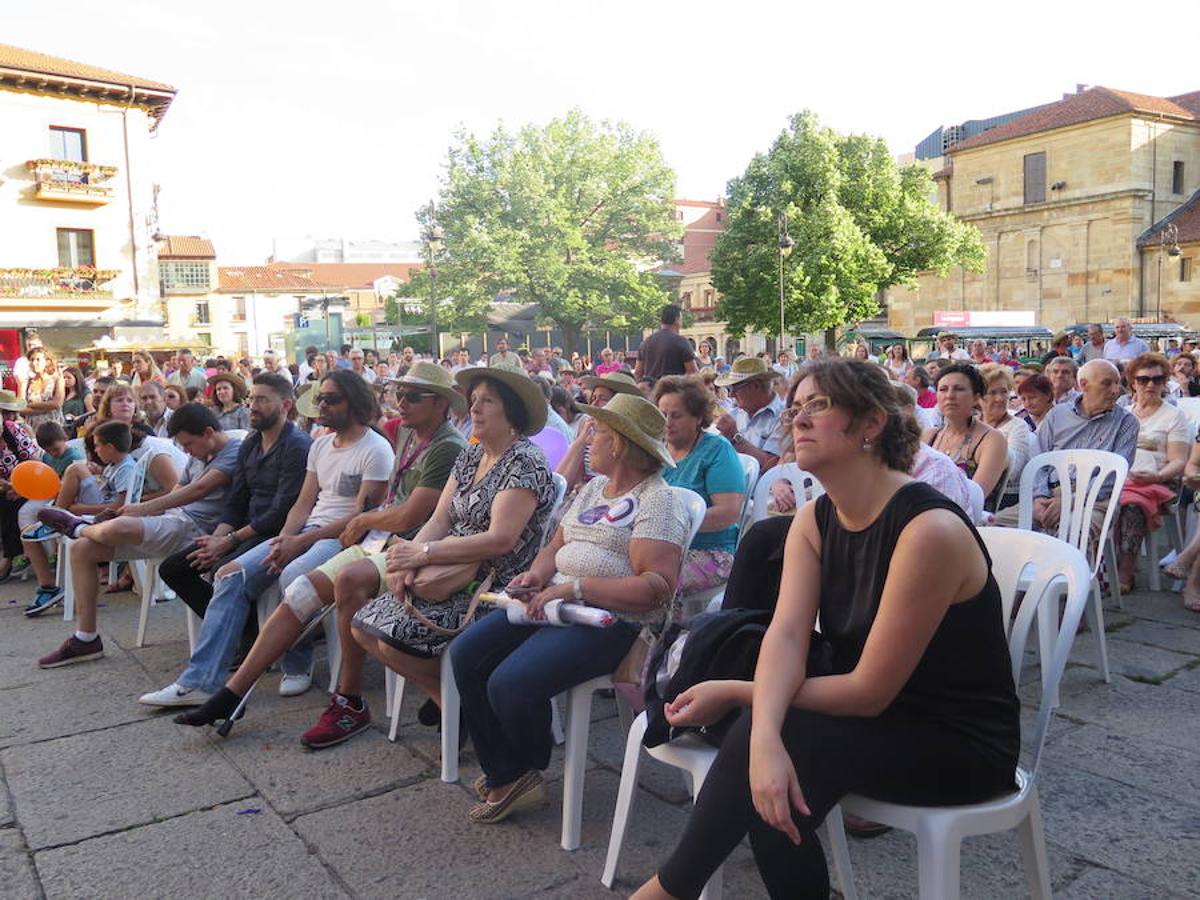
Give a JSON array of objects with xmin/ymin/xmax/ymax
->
[
  {"xmin": 781, "ymin": 395, "xmax": 833, "ymax": 425},
  {"xmin": 396, "ymin": 390, "xmax": 435, "ymax": 404},
  {"xmin": 1134, "ymin": 374, "xmax": 1167, "ymax": 385},
  {"xmin": 314, "ymin": 393, "xmax": 346, "ymax": 406}
]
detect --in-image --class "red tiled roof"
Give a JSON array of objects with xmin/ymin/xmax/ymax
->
[
  {"xmin": 0, "ymin": 43, "xmax": 174, "ymax": 92},
  {"xmin": 674, "ymin": 198, "xmax": 724, "ymax": 209},
  {"xmin": 949, "ymin": 86, "xmax": 1199, "ymax": 154},
  {"xmin": 656, "ymin": 205, "xmax": 726, "ymax": 276},
  {"xmin": 218, "ymin": 267, "xmax": 342, "ymax": 292},
  {"xmin": 264, "ymin": 262, "xmax": 420, "ymax": 289},
  {"xmin": 1139, "ymin": 190, "xmax": 1200, "ymax": 246},
  {"xmin": 158, "ymin": 236, "xmax": 216, "ymax": 259}
]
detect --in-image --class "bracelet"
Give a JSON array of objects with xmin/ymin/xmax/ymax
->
[{"xmin": 572, "ymin": 577, "xmax": 583, "ymax": 601}]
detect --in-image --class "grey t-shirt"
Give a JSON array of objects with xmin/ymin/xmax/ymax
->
[{"xmin": 180, "ymin": 437, "xmax": 244, "ymax": 532}]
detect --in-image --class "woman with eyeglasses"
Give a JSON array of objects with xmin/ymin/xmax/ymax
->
[
  {"xmin": 634, "ymin": 358, "xmax": 1018, "ymax": 900},
  {"xmin": 923, "ymin": 364, "xmax": 1009, "ymax": 512},
  {"xmin": 978, "ymin": 364, "xmax": 1031, "ymax": 510},
  {"xmin": 1113, "ymin": 353, "xmax": 1190, "ymax": 593},
  {"xmin": 452, "ymin": 392, "xmax": 689, "ymax": 824}
]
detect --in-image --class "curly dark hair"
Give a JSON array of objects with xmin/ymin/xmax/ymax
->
[
  {"xmin": 934, "ymin": 362, "xmax": 986, "ymax": 396},
  {"xmin": 320, "ymin": 369, "xmax": 380, "ymax": 427},
  {"xmin": 801, "ymin": 358, "xmax": 920, "ymax": 473},
  {"xmin": 652, "ymin": 375, "xmax": 713, "ymax": 428}
]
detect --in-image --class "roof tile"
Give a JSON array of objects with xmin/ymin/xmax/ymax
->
[
  {"xmin": 158, "ymin": 236, "xmax": 216, "ymax": 259},
  {"xmin": 1139, "ymin": 190, "xmax": 1200, "ymax": 246},
  {"xmin": 0, "ymin": 42, "xmax": 174, "ymax": 93}
]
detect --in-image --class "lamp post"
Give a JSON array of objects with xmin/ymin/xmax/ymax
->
[
  {"xmin": 423, "ymin": 203, "xmax": 444, "ymax": 358},
  {"xmin": 777, "ymin": 212, "xmax": 795, "ymax": 355},
  {"xmin": 1157, "ymin": 222, "xmax": 1181, "ymax": 322}
]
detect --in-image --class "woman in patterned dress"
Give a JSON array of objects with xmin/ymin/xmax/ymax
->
[
  {"xmin": 351, "ymin": 368, "xmax": 555, "ymax": 723},
  {"xmin": 22, "ymin": 348, "xmax": 65, "ymax": 431}
]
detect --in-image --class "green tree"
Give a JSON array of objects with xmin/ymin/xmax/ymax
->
[
  {"xmin": 712, "ymin": 112, "xmax": 986, "ymax": 340},
  {"xmin": 416, "ymin": 109, "xmax": 682, "ymax": 354}
]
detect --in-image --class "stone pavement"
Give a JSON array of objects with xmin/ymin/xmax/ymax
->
[{"xmin": 1, "ymin": 575, "xmax": 1199, "ymax": 899}]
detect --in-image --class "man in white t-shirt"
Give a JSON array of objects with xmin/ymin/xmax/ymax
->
[{"xmin": 146, "ymin": 370, "xmax": 393, "ymax": 705}]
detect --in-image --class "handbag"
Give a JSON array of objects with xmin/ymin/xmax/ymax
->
[
  {"xmin": 402, "ymin": 567, "xmax": 495, "ymax": 638},
  {"xmin": 411, "ymin": 560, "xmax": 482, "ymax": 602}
]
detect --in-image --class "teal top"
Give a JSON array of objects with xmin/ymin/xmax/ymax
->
[
  {"xmin": 43, "ymin": 445, "xmax": 84, "ymax": 478},
  {"xmin": 663, "ymin": 431, "xmax": 744, "ymax": 553}
]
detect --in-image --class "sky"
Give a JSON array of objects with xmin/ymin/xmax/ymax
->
[{"xmin": 7, "ymin": 0, "xmax": 1195, "ymax": 262}]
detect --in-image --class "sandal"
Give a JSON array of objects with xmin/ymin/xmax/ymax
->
[
  {"xmin": 473, "ymin": 774, "xmax": 489, "ymax": 801},
  {"xmin": 1163, "ymin": 560, "xmax": 1190, "ymax": 581},
  {"xmin": 469, "ymin": 770, "xmax": 544, "ymax": 824},
  {"xmin": 105, "ymin": 567, "xmax": 135, "ymax": 594}
]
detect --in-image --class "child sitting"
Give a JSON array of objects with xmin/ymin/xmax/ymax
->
[{"xmin": 20, "ymin": 422, "xmax": 85, "ymax": 616}]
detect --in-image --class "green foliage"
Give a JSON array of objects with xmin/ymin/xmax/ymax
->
[
  {"xmin": 712, "ymin": 112, "xmax": 986, "ymax": 336},
  {"xmin": 382, "ymin": 295, "xmax": 400, "ymax": 326},
  {"xmin": 418, "ymin": 109, "xmax": 682, "ymax": 352}
]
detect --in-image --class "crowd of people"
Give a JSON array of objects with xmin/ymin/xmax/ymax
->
[{"xmin": 0, "ymin": 308, "xmax": 1195, "ymax": 897}]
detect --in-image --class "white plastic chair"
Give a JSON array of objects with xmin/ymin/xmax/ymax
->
[
  {"xmin": 733, "ymin": 452, "xmax": 761, "ymax": 544},
  {"xmin": 965, "ymin": 479, "xmax": 986, "ymax": 526},
  {"xmin": 750, "ymin": 462, "xmax": 823, "ymax": 523},
  {"xmin": 1175, "ymin": 395, "xmax": 1200, "ymax": 428},
  {"xmin": 385, "ymin": 473, "xmax": 571, "ymax": 783},
  {"xmin": 557, "ymin": 487, "xmax": 707, "ymax": 852},
  {"xmin": 832, "ymin": 528, "xmax": 1092, "ymax": 900}
]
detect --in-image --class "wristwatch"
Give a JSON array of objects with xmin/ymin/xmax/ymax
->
[{"xmin": 732, "ymin": 432, "xmax": 746, "ymax": 447}]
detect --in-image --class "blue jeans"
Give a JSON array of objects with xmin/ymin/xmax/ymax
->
[
  {"xmin": 177, "ymin": 530, "xmax": 343, "ymax": 694},
  {"xmin": 450, "ymin": 609, "xmax": 638, "ymax": 787}
]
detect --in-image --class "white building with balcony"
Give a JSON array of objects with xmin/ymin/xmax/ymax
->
[{"xmin": 0, "ymin": 43, "xmax": 175, "ymax": 359}]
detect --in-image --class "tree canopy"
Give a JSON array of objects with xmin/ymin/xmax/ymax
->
[
  {"xmin": 402, "ymin": 109, "xmax": 682, "ymax": 352},
  {"xmin": 711, "ymin": 112, "xmax": 986, "ymax": 337}
]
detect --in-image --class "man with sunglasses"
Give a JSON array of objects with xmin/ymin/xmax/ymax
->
[{"xmin": 140, "ymin": 370, "xmax": 393, "ymax": 708}]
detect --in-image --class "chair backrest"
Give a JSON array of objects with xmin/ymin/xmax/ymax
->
[
  {"xmin": 540, "ymin": 472, "xmax": 569, "ymax": 547},
  {"xmin": 1016, "ymin": 449, "xmax": 1128, "ymax": 575},
  {"xmin": 979, "ymin": 527, "xmax": 1091, "ymax": 779},
  {"xmin": 1026, "ymin": 429, "xmax": 1041, "ymax": 461},
  {"xmin": 734, "ymin": 452, "xmax": 761, "ymax": 542},
  {"xmin": 225, "ymin": 429, "xmax": 249, "ymax": 441},
  {"xmin": 965, "ymin": 479, "xmax": 985, "ymax": 525},
  {"xmin": 125, "ymin": 448, "xmax": 161, "ymax": 505},
  {"xmin": 670, "ymin": 486, "xmax": 708, "ymax": 555},
  {"xmin": 751, "ymin": 463, "xmax": 824, "ymax": 522},
  {"xmin": 1175, "ymin": 396, "xmax": 1200, "ymax": 430}
]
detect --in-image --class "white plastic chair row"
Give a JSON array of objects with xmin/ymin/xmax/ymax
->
[{"xmin": 750, "ymin": 462, "xmax": 824, "ymax": 523}]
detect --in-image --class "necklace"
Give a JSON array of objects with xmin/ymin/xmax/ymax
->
[{"xmin": 937, "ymin": 421, "xmax": 976, "ymax": 465}]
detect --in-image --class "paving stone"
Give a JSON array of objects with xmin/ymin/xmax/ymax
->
[
  {"xmin": 0, "ymin": 767, "xmax": 12, "ymax": 828},
  {"xmin": 584, "ymin": 714, "xmax": 691, "ymax": 805},
  {"xmin": 1104, "ymin": 618, "xmax": 1200, "ymax": 656},
  {"xmin": 1039, "ymin": 760, "xmax": 1200, "ymax": 892},
  {"xmin": 1036, "ymin": 675, "xmax": 1200, "ymax": 752},
  {"xmin": 1166, "ymin": 662, "xmax": 1200, "ymax": 694},
  {"xmin": 1121, "ymin": 589, "xmax": 1200, "ymax": 627},
  {"xmin": 2, "ymin": 717, "xmax": 254, "ymax": 849},
  {"xmin": 1058, "ymin": 862, "xmax": 1194, "ymax": 898},
  {"xmin": 214, "ymin": 705, "xmax": 428, "ymax": 818},
  {"xmin": 1064, "ymin": 630, "xmax": 1198, "ymax": 682},
  {"xmin": 1047, "ymin": 723, "xmax": 1200, "ymax": 808},
  {"xmin": 35, "ymin": 800, "xmax": 347, "ymax": 899},
  {"xmin": 0, "ymin": 829, "xmax": 39, "ymax": 899},
  {"xmin": 292, "ymin": 780, "xmax": 570, "ymax": 897}
]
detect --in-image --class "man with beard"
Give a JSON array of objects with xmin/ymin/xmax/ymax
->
[{"xmin": 139, "ymin": 370, "xmax": 392, "ymax": 705}]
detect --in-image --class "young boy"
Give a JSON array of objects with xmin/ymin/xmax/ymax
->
[
  {"xmin": 32, "ymin": 421, "xmax": 135, "ymax": 666},
  {"xmin": 20, "ymin": 422, "xmax": 85, "ymax": 616}
]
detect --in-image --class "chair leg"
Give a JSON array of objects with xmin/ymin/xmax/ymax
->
[
  {"xmin": 823, "ymin": 805, "xmax": 859, "ymax": 900},
  {"xmin": 135, "ymin": 576, "xmax": 153, "ymax": 648},
  {"xmin": 440, "ymin": 652, "xmax": 460, "ymax": 784},
  {"xmin": 601, "ymin": 713, "xmax": 648, "ymax": 888},
  {"xmin": 560, "ymin": 683, "xmax": 597, "ymax": 851},
  {"xmin": 1105, "ymin": 535, "xmax": 1122, "ymax": 608},
  {"xmin": 1147, "ymin": 530, "xmax": 1163, "ymax": 593},
  {"xmin": 915, "ymin": 823, "xmax": 962, "ymax": 900},
  {"xmin": 323, "ymin": 609, "xmax": 340, "ymax": 694},
  {"xmin": 550, "ymin": 695, "xmax": 565, "ymax": 745},
  {"xmin": 60, "ymin": 539, "xmax": 75, "ymax": 622},
  {"xmin": 387, "ymin": 669, "xmax": 406, "ymax": 742},
  {"xmin": 1087, "ymin": 582, "xmax": 1111, "ymax": 684},
  {"xmin": 185, "ymin": 608, "xmax": 200, "ymax": 653},
  {"xmin": 1016, "ymin": 790, "xmax": 1052, "ymax": 900}
]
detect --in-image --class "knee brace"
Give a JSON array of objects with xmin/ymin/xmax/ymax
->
[{"xmin": 283, "ymin": 576, "xmax": 323, "ymax": 621}]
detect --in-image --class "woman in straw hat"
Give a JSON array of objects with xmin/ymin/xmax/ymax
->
[
  {"xmin": 0, "ymin": 389, "xmax": 39, "ymax": 581},
  {"xmin": 208, "ymin": 373, "xmax": 250, "ymax": 432},
  {"xmin": 347, "ymin": 367, "xmax": 556, "ymax": 724},
  {"xmin": 557, "ymin": 371, "xmax": 642, "ymax": 493},
  {"xmin": 451, "ymin": 392, "xmax": 690, "ymax": 824}
]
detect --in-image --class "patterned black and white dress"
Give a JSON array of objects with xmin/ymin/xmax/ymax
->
[{"xmin": 353, "ymin": 438, "xmax": 555, "ymax": 656}]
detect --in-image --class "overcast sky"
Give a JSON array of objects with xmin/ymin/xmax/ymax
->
[{"xmin": 7, "ymin": 1, "xmax": 1194, "ymax": 261}]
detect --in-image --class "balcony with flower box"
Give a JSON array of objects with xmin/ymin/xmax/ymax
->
[
  {"xmin": 0, "ymin": 266, "xmax": 120, "ymax": 311},
  {"xmin": 690, "ymin": 305, "xmax": 718, "ymax": 323},
  {"xmin": 25, "ymin": 159, "xmax": 118, "ymax": 205}
]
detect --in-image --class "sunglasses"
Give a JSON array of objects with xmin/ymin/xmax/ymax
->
[
  {"xmin": 314, "ymin": 393, "xmax": 346, "ymax": 406},
  {"xmin": 1133, "ymin": 374, "xmax": 1167, "ymax": 385},
  {"xmin": 396, "ymin": 390, "xmax": 436, "ymax": 404}
]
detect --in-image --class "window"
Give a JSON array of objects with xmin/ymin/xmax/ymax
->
[
  {"xmin": 715, "ymin": 212, "xmax": 722, "ymax": 223},
  {"xmin": 1023, "ymin": 152, "xmax": 1046, "ymax": 204},
  {"xmin": 1183, "ymin": 258, "xmax": 1193, "ymax": 283},
  {"xmin": 232, "ymin": 296, "xmax": 247, "ymax": 321},
  {"xmin": 194, "ymin": 301, "xmax": 210, "ymax": 325},
  {"xmin": 56, "ymin": 228, "xmax": 95, "ymax": 267},
  {"xmin": 160, "ymin": 261, "xmax": 211, "ymax": 291},
  {"xmin": 197, "ymin": 332, "xmax": 212, "ymax": 348},
  {"xmin": 49, "ymin": 127, "xmax": 87, "ymax": 162},
  {"xmin": 681, "ymin": 291, "xmax": 692, "ymax": 309},
  {"xmin": 1174, "ymin": 161, "xmax": 1186, "ymax": 195}
]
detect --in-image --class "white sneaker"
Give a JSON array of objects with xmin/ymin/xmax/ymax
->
[
  {"xmin": 279, "ymin": 671, "xmax": 313, "ymax": 697},
  {"xmin": 139, "ymin": 682, "xmax": 213, "ymax": 707}
]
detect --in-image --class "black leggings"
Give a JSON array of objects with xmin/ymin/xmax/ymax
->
[{"xmin": 657, "ymin": 707, "xmax": 1015, "ymax": 899}]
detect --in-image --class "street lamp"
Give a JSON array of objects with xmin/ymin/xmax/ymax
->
[
  {"xmin": 777, "ymin": 213, "xmax": 795, "ymax": 353},
  {"xmin": 1157, "ymin": 222, "xmax": 1181, "ymax": 322},
  {"xmin": 423, "ymin": 202, "xmax": 445, "ymax": 358}
]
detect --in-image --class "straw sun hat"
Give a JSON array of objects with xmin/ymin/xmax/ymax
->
[
  {"xmin": 714, "ymin": 356, "xmax": 777, "ymax": 388},
  {"xmin": 576, "ymin": 392, "xmax": 674, "ymax": 469},
  {"xmin": 0, "ymin": 389, "xmax": 27, "ymax": 412},
  {"xmin": 580, "ymin": 371, "xmax": 642, "ymax": 397},
  {"xmin": 455, "ymin": 365, "xmax": 548, "ymax": 436},
  {"xmin": 392, "ymin": 361, "xmax": 466, "ymax": 414}
]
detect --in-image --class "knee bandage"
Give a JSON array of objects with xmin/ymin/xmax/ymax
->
[{"xmin": 283, "ymin": 576, "xmax": 323, "ymax": 621}]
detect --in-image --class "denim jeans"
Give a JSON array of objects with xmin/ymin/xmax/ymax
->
[
  {"xmin": 450, "ymin": 609, "xmax": 638, "ymax": 787},
  {"xmin": 177, "ymin": 529, "xmax": 343, "ymax": 694}
]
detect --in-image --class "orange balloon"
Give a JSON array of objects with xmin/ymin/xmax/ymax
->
[{"xmin": 11, "ymin": 460, "xmax": 61, "ymax": 501}]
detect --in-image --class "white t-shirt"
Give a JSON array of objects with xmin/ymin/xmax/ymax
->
[
  {"xmin": 306, "ymin": 429, "xmax": 395, "ymax": 527},
  {"xmin": 1132, "ymin": 403, "xmax": 1190, "ymax": 474}
]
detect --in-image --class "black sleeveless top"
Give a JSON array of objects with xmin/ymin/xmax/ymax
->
[{"xmin": 814, "ymin": 481, "xmax": 1020, "ymax": 765}]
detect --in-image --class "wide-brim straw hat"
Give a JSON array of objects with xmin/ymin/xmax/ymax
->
[
  {"xmin": 580, "ymin": 371, "xmax": 642, "ymax": 397},
  {"xmin": 295, "ymin": 382, "xmax": 319, "ymax": 419},
  {"xmin": 0, "ymin": 389, "xmax": 27, "ymax": 412},
  {"xmin": 715, "ymin": 356, "xmax": 776, "ymax": 387},
  {"xmin": 207, "ymin": 373, "xmax": 247, "ymax": 403},
  {"xmin": 455, "ymin": 365, "xmax": 547, "ymax": 436},
  {"xmin": 576, "ymin": 392, "xmax": 674, "ymax": 469},
  {"xmin": 392, "ymin": 361, "xmax": 466, "ymax": 414}
]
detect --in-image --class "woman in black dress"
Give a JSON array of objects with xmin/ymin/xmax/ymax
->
[{"xmin": 633, "ymin": 358, "xmax": 1020, "ymax": 900}]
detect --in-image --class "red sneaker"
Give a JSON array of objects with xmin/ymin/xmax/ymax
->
[
  {"xmin": 38, "ymin": 635, "xmax": 104, "ymax": 669},
  {"xmin": 300, "ymin": 694, "xmax": 371, "ymax": 749}
]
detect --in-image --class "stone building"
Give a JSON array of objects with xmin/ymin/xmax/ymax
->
[{"xmin": 887, "ymin": 85, "xmax": 1200, "ymax": 331}]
